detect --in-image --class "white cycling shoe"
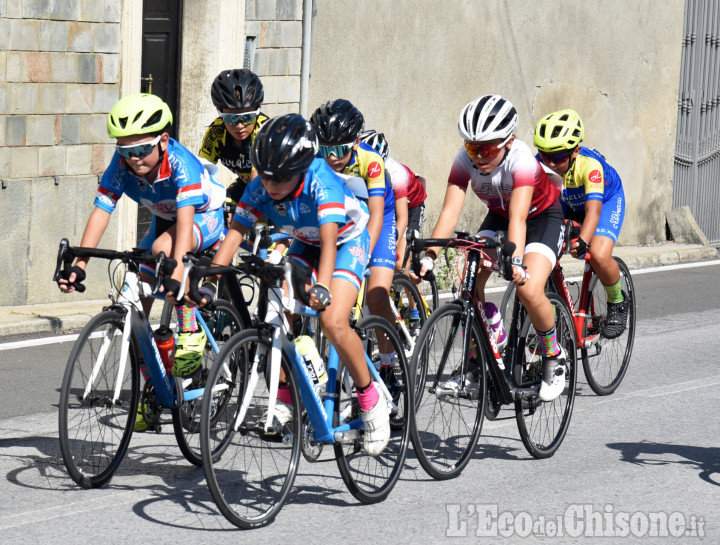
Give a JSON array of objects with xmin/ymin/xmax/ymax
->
[
  {"xmin": 539, "ymin": 348, "xmax": 567, "ymax": 402},
  {"xmin": 361, "ymin": 384, "xmax": 390, "ymax": 456}
]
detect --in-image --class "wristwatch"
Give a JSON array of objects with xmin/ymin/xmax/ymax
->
[{"xmin": 512, "ymin": 256, "xmax": 524, "ymax": 267}]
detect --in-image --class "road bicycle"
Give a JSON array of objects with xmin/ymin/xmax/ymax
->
[
  {"xmin": 500, "ymin": 220, "xmax": 636, "ymax": 395},
  {"xmin": 54, "ymin": 240, "xmax": 243, "ymax": 488},
  {"xmin": 408, "ymin": 232, "xmax": 577, "ymax": 480},
  {"xmin": 192, "ymin": 253, "xmax": 413, "ymax": 528}
]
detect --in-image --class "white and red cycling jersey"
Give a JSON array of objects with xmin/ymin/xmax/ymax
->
[
  {"xmin": 385, "ymin": 157, "xmax": 427, "ymax": 209},
  {"xmin": 448, "ymin": 138, "xmax": 559, "ymax": 219}
]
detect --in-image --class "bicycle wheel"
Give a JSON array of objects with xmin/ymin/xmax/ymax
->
[
  {"xmin": 334, "ymin": 316, "xmax": 412, "ymax": 503},
  {"xmin": 410, "ymin": 303, "xmax": 486, "ymax": 480},
  {"xmin": 58, "ymin": 310, "xmax": 139, "ymax": 488},
  {"xmin": 172, "ymin": 300, "xmax": 244, "ymax": 466},
  {"xmin": 514, "ymin": 292, "xmax": 577, "ymax": 459},
  {"xmin": 390, "ymin": 273, "xmax": 427, "ymax": 362},
  {"xmin": 201, "ymin": 329, "xmax": 301, "ymax": 529},
  {"xmin": 582, "ymin": 257, "xmax": 636, "ymax": 395}
]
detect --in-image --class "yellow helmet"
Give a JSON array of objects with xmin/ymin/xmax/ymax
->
[
  {"xmin": 107, "ymin": 93, "xmax": 173, "ymax": 138},
  {"xmin": 533, "ymin": 109, "xmax": 584, "ymax": 152}
]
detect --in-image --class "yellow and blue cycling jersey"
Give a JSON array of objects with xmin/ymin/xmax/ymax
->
[
  {"xmin": 539, "ymin": 146, "xmax": 623, "ymax": 213},
  {"xmin": 342, "ymin": 142, "xmax": 395, "ymax": 215}
]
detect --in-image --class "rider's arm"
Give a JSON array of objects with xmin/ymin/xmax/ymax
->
[
  {"xmin": 74, "ymin": 207, "xmax": 111, "ymax": 270},
  {"xmin": 507, "ymin": 185, "xmax": 532, "ymax": 262},
  {"xmin": 366, "ymin": 195, "xmax": 384, "ymax": 254},
  {"xmin": 316, "ymin": 222, "xmax": 338, "ymax": 289},
  {"xmin": 579, "ymin": 200, "xmax": 602, "ymax": 244},
  {"xmin": 394, "ymin": 197, "xmax": 409, "ymax": 271},
  {"xmin": 171, "ymin": 205, "xmax": 196, "ymax": 284}
]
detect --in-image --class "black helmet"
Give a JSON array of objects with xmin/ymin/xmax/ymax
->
[
  {"xmin": 310, "ymin": 99, "xmax": 364, "ymax": 144},
  {"xmin": 251, "ymin": 114, "xmax": 318, "ymax": 178},
  {"xmin": 210, "ymin": 69, "xmax": 264, "ymax": 110}
]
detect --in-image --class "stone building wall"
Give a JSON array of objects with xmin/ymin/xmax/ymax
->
[{"xmin": 0, "ymin": 0, "xmax": 120, "ymax": 305}]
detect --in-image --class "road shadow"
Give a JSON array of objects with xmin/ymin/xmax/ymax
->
[{"xmin": 607, "ymin": 440, "xmax": 720, "ymax": 487}]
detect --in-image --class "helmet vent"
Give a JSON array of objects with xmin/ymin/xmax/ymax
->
[{"xmin": 143, "ymin": 109, "xmax": 164, "ymax": 130}]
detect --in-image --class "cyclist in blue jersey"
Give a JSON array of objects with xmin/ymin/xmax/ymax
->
[
  {"xmin": 534, "ymin": 109, "xmax": 628, "ymax": 338},
  {"xmin": 195, "ymin": 114, "xmax": 391, "ymax": 456},
  {"xmin": 57, "ymin": 93, "xmax": 226, "ymax": 430},
  {"xmin": 310, "ymin": 100, "xmax": 400, "ymax": 381}
]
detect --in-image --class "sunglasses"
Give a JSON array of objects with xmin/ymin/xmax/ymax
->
[
  {"xmin": 116, "ymin": 134, "xmax": 162, "ymax": 159},
  {"xmin": 464, "ymin": 141, "xmax": 505, "ymax": 159},
  {"xmin": 219, "ymin": 108, "xmax": 261, "ymax": 126},
  {"xmin": 261, "ymin": 173, "xmax": 297, "ymax": 184},
  {"xmin": 319, "ymin": 143, "xmax": 354, "ymax": 159},
  {"xmin": 539, "ymin": 150, "xmax": 573, "ymax": 163}
]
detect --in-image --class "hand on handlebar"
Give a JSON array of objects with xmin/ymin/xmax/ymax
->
[{"xmin": 57, "ymin": 265, "xmax": 87, "ymax": 293}]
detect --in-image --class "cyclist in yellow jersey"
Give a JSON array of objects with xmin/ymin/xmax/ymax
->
[
  {"xmin": 534, "ymin": 109, "xmax": 628, "ymax": 338},
  {"xmin": 198, "ymin": 69, "xmax": 269, "ymax": 221},
  {"xmin": 311, "ymin": 100, "xmax": 400, "ymax": 384}
]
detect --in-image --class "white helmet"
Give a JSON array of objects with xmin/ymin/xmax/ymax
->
[{"xmin": 458, "ymin": 94, "xmax": 518, "ymax": 143}]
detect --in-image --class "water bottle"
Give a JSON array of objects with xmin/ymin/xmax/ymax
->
[
  {"xmin": 154, "ymin": 325, "xmax": 175, "ymax": 374},
  {"xmin": 295, "ymin": 335, "xmax": 327, "ymax": 392}
]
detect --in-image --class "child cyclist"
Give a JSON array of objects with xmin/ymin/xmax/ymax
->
[
  {"xmin": 533, "ymin": 109, "xmax": 628, "ymax": 338},
  {"xmin": 310, "ymin": 100, "xmax": 399, "ymax": 382},
  {"xmin": 361, "ymin": 129, "xmax": 428, "ymax": 331},
  {"xmin": 194, "ymin": 113, "xmax": 391, "ymax": 456},
  {"xmin": 198, "ymin": 68, "xmax": 269, "ymax": 218},
  {"xmin": 415, "ymin": 94, "xmax": 566, "ymax": 401},
  {"xmin": 56, "ymin": 93, "xmax": 226, "ymax": 430},
  {"xmin": 360, "ymin": 130, "xmax": 428, "ymax": 275}
]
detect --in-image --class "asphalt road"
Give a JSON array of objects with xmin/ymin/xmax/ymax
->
[{"xmin": 0, "ymin": 262, "xmax": 718, "ymax": 544}]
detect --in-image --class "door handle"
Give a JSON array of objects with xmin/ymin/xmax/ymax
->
[{"xmin": 141, "ymin": 74, "xmax": 153, "ymax": 94}]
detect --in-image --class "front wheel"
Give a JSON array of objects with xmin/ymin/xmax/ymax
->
[
  {"xmin": 201, "ymin": 329, "xmax": 301, "ymax": 529},
  {"xmin": 514, "ymin": 292, "xmax": 577, "ymax": 459},
  {"xmin": 334, "ymin": 316, "xmax": 412, "ymax": 504},
  {"xmin": 582, "ymin": 257, "xmax": 636, "ymax": 395},
  {"xmin": 58, "ymin": 310, "xmax": 139, "ymax": 488},
  {"xmin": 410, "ymin": 303, "xmax": 486, "ymax": 479}
]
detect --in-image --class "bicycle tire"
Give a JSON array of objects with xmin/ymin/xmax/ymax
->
[
  {"xmin": 410, "ymin": 303, "xmax": 486, "ymax": 479},
  {"xmin": 58, "ymin": 310, "xmax": 139, "ymax": 488},
  {"xmin": 172, "ymin": 300, "xmax": 244, "ymax": 466},
  {"xmin": 582, "ymin": 257, "xmax": 636, "ymax": 395},
  {"xmin": 514, "ymin": 292, "xmax": 577, "ymax": 458},
  {"xmin": 391, "ymin": 272, "xmax": 427, "ymax": 367},
  {"xmin": 201, "ymin": 328, "xmax": 301, "ymax": 529},
  {"xmin": 334, "ymin": 315, "xmax": 412, "ymax": 503}
]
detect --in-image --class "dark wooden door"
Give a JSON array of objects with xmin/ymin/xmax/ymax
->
[{"xmin": 137, "ymin": 0, "xmax": 183, "ymax": 246}]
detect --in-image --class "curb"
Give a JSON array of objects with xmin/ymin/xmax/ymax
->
[{"xmin": 1, "ymin": 244, "xmax": 717, "ymax": 338}]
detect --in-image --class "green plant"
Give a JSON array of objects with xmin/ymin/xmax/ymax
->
[{"xmin": 434, "ymin": 248, "xmax": 460, "ymax": 291}]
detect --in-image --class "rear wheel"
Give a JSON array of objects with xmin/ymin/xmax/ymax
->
[
  {"xmin": 390, "ymin": 273, "xmax": 427, "ymax": 368},
  {"xmin": 334, "ymin": 316, "xmax": 412, "ymax": 503},
  {"xmin": 58, "ymin": 310, "xmax": 139, "ymax": 488},
  {"xmin": 172, "ymin": 300, "xmax": 244, "ymax": 466},
  {"xmin": 582, "ymin": 257, "xmax": 636, "ymax": 395},
  {"xmin": 201, "ymin": 329, "xmax": 301, "ymax": 529},
  {"xmin": 410, "ymin": 303, "xmax": 486, "ymax": 479},
  {"xmin": 514, "ymin": 292, "xmax": 577, "ymax": 459}
]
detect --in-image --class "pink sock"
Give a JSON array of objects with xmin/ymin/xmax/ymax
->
[
  {"xmin": 277, "ymin": 384, "xmax": 293, "ymax": 405},
  {"xmin": 356, "ymin": 382, "xmax": 379, "ymax": 412}
]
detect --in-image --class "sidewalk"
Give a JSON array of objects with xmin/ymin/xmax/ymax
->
[{"xmin": 1, "ymin": 242, "xmax": 717, "ymax": 337}]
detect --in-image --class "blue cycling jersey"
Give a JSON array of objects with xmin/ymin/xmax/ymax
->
[
  {"xmin": 233, "ymin": 157, "xmax": 369, "ymax": 246},
  {"xmin": 95, "ymin": 138, "xmax": 226, "ymax": 219},
  {"xmin": 342, "ymin": 142, "xmax": 395, "ymax": 215}
]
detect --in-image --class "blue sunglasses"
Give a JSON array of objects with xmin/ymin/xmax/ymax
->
[
  {"xmin": 219, "ymin": 108, "xmax": 261, "ymax": 126},
  {"xmin": 319, "ymin": 143, "xmax": 354, "ymax": 159},
  {"xmin": 115, "ymin": 134, "xmax": 162, "ymax": 159}
]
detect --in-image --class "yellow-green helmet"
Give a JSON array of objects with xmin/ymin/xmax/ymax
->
[
  {"xmin": 107, "ymin": 93, "xmax": 173, "ymax": 138},
  {"xmin": 533, "ymin": 109, "xmax": 584, "ymax": 153}
]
